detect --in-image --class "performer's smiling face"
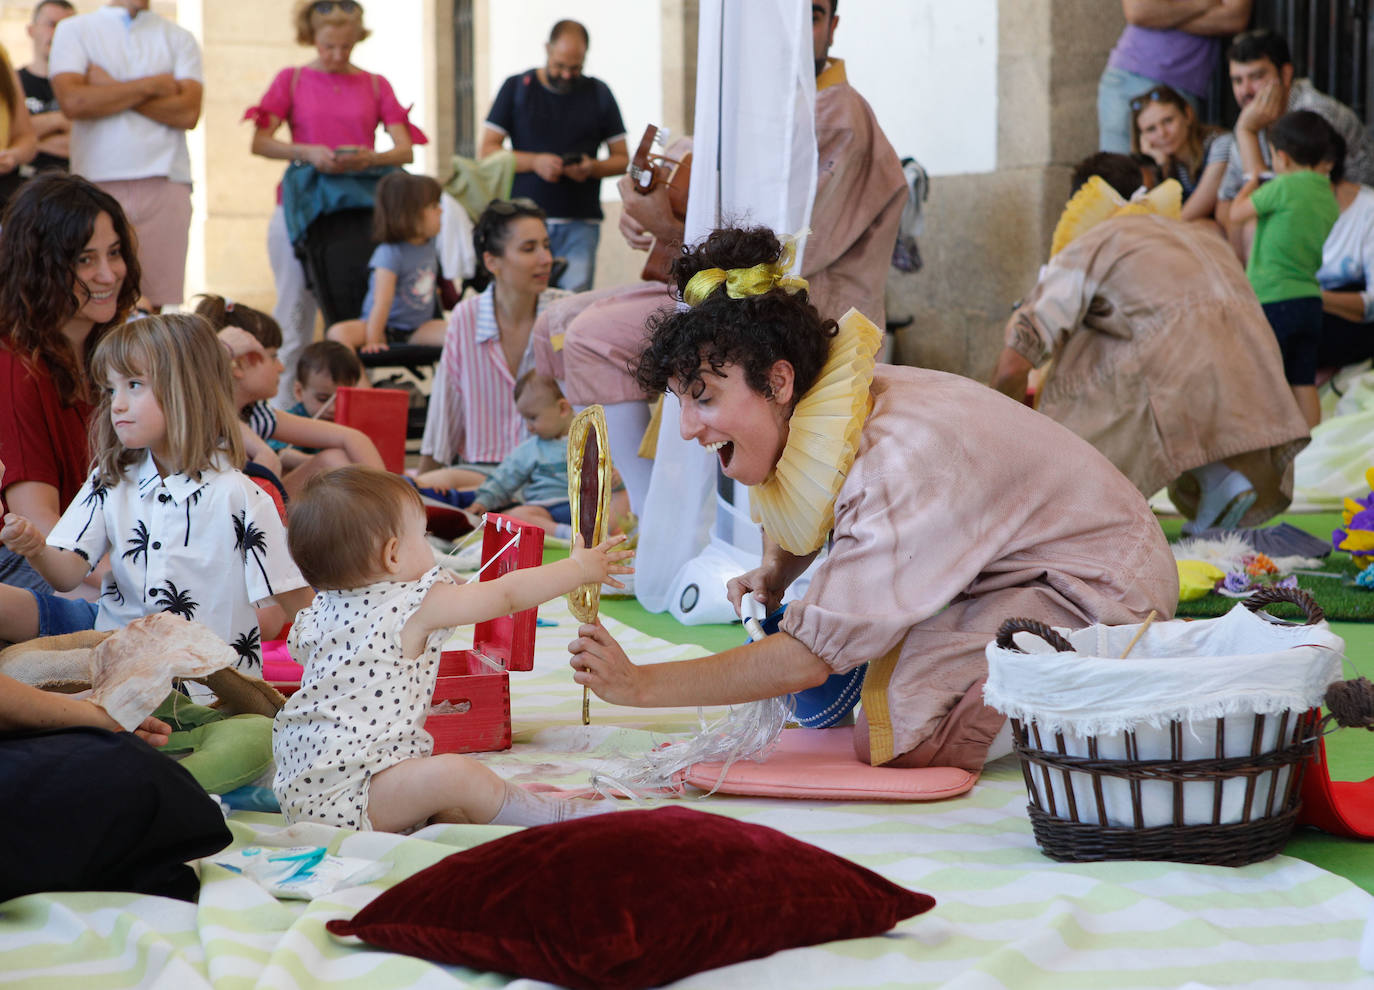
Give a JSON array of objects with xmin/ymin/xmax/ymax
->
[{"xmin": 674, "ymin": 360, "xmax": 795, "ymax": 487}]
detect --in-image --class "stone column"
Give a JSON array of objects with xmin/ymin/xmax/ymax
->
[
  {"xmin": 887, "ymin": 0, "xmax": 1123, "ymax": 380},
  {"xmin": 180, "ymin": 0, "xmax": 299, "ymax": 315},
  {"xmin": 592, "ymin": 0, "xmax": 698, "ymax": 289}
]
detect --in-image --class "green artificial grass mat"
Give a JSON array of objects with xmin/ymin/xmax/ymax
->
[
  {"xmin": 1156, "ymin": 511, "xmax": 1346, "ymax": 542},
  {"xmin": 539, "ymin": 517, "xmax": 1374, "ymax": 891},
  {"xmin": 540, "ymin": 543, "xmax": 745, "ymax": 654},
  {"xmin": 1161, "ymin": 510, "xmax": 1374, "ymax": 620},
  {"xmin": 1175, "ymin": 552, "xmax": 1374, "ymax": 621}
]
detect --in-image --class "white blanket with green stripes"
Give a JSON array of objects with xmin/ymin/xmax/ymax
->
[{"xmin": 2, "ymin": 598, "xmax": 1371, "ymax": 989}]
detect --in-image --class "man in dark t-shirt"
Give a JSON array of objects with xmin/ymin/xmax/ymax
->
[
  {"xmin": 0, "ymin": 1, "xmax": 74, "ymax": 206},
  {"xmin": 479, "ymin": 19, "xmax": 628, "ymax": 292},
  {"xmin": 20, "ymin": 65, "xmax": 70, "ymax": 174}
]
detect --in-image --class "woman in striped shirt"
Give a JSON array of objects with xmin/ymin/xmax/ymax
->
[{"xmin": 417, "ymin": 199, "xmax": 568, "ymax": 489}]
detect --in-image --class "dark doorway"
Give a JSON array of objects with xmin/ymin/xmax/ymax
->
[{"xmin": 1206, "ymin": 1, "xmax": 1374, "ymax": 125}]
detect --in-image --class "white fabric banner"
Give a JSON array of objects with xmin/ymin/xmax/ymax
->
[{"xmin": 635, "ymin": 0, "xmax": 819, "ymax": 613}]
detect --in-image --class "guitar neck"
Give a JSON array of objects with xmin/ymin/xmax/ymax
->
[{"xmin": 630, "ymin": 123, "xmax": 662, "ymax": 194}]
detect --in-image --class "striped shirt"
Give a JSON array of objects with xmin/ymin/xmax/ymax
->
[
  {"xmin": 244, "ymin": 400, "xmax": 278, "ymax": 442},
  {"xmin": 420, "ymin": 285, "xmax": 568, "ymax": 465}
]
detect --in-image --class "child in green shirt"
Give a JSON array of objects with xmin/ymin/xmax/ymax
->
[{"xmin": 1230, "ymin": 107, "xmax": 1340, "ymax": 428}]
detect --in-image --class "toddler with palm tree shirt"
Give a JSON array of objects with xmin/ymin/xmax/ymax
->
[{"xmin": 0, "ymin": 313, "xmax": 313, "ymax": 674}]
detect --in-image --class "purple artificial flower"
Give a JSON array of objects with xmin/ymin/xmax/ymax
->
[{"xmin": 1219, "ymin": 571, "xmax": 1252, "ymax": 594}]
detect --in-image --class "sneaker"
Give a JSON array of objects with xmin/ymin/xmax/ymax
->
[{"xmin": 1182, "ymin": 469, "xmax": 1256, "ymax": 537}]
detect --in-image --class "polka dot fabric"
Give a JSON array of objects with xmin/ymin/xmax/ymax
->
[{"xmin": 272, "ymin": 566, "xmax": 452, "ymax": 828}]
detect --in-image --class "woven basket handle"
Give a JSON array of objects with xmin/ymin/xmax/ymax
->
[
  {"xmin": 1243, "ymin": 585, "xmax": 1325, "ymax": 625},
  {"xmin": 1325, "ymin": 678, "xmax": 1374, "ymax": 731},
  {"xmin": 994, "ymin": 618, "xmax": 1075, "ymax": 653}
]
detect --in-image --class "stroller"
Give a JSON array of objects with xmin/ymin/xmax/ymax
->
[{"xmin": 283, "ymin": 163, "xmax": 444, "ymax": 439}]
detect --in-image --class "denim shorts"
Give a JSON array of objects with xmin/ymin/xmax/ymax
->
[{"xmin": 31, "ymin": 591, "xmax": 99, "ymax": 637}]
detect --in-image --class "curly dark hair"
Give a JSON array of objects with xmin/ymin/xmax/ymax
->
[
  {"xmin": 472, "ymin": 198, "xmax": 547, "ymax": 281},
  {"xmin": 0, "ymin": 173, "xmax": 142, "ymax": 406},
  {"xmin": 632, "ymin": 226, "xmax": 836, "ymax": 402}
]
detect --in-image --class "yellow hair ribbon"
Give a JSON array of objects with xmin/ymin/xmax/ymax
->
[{"xmin": 682, "ymin": 238, "xmax": 810, "ymax": 307}]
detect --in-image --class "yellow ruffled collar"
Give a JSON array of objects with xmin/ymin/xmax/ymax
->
[
  {"xmin": 749, "ymin": 308, "xmax": 882, "ymax": 555},
  {"xmin": 1049, "ymin": 176, "xmax": 1182, "ymax": 257}
]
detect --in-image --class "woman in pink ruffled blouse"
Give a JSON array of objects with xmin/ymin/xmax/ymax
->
[{"xmin": 245, "ymin": 0, "xmax": 427, "ymax": 405}]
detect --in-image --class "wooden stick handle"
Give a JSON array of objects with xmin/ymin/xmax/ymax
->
[{"xmin": 1118, "ymin": 610, "xmax": 1158, "ymax": 660}]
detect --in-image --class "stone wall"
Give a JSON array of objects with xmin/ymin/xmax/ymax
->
[
  {"xmin": 185, "ymin": 0, "xmax": 299, "ymax": 315},
  {"xmin": 887, "ymin": 0, "xmax": 1124, "ymax": 380},
  {"xmin": 1, "ymin": 0, "xmax": 1126, "ymax": 376},
  {"xmin": 586, "ymin": 0, "xmax": 698, "ymax": 291}
]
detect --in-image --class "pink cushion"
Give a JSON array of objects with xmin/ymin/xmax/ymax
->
[{"xmin": 685, "ymin": 726, "xmax": 977, "ymax": 800}]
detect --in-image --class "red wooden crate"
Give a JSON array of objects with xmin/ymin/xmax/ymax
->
[
  {"xmin": 429, "ymin": 651, "xmax": 513, "ymax": 752},
  {"xmin": 428, "ymin": 514, "xmax": 545, "ymax": 754},
  {"xmin": 334, "ymin": 385, "xmax": 408, "ymax": 473}
]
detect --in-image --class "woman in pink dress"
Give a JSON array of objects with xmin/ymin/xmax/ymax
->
[
  {"xmin": 245, "ymin": 0, "xmax": 426, "ymax": 404},
  {"xmin": 568, "ymin": 226, "xmax": 1178, "ymax": 772}
]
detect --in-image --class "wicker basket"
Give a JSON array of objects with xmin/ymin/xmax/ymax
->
[{"xmin": 994, "ymin": 587, "xmax": 1336, "ymax": 867}]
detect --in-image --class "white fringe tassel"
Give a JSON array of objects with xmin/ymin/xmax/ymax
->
[
  {"xmin": 590, "ymin": 694, "xmax": 795, "ymax": 799},
  {"xmin": 590, "ymin": 596, "xmax": 793, "ymax": 799}
]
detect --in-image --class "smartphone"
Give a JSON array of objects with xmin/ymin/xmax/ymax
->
[
  {"xmin": 561, "ymin": 152, "xmax": 584, "ymax": 166},
  {"xmin": 334, "ymin": 145, "xmax": 363, "ymax": 156}
]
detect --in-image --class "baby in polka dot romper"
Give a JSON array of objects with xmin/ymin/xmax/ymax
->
[{"xmin": 272, "ymin": 466, "xmax": 633, "ymax": 832}]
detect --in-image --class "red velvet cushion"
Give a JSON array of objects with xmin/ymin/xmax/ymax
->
[{"xmin": 326, "ymin": 805, "xmax": 935, "ymax": 989}]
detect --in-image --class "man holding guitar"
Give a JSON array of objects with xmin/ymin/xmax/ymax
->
[{"xmin": 532, "ymin": 0, "xmax": 905, "ymax": 517}]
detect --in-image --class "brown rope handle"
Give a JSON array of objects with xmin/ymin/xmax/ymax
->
[
  {"xmin": 995, "ymin": 618, "xmax": 1075, "ymax": 653},
  {"xmin": 1324, "ymin": 677, "xmax": 1374, "ymax": 731},
  {"xmin": 1243, "ymin": 585, "xmax": 1325, "ymax": 625}
]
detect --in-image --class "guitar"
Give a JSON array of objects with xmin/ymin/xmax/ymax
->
[{"xmin": 628, "ymin": 124, "xmax": 692, "ymax": 283}]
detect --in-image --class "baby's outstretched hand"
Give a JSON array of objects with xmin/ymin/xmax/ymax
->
[
  {"xmin": 0, "ymin": 513, "xmax": 45, "ymax": 559},
  {"xmin": 570, "ymin": 533, "xmax": 634, "ymax": 589}
]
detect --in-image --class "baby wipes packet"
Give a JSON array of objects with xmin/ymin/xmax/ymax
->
[{"xmin": 209, "ymin": 846, "xmax": 387, "ymax": 899}]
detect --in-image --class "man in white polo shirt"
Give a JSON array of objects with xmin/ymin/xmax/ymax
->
[{"xmin": 49, "ymin": 0, "xmax": 202, "ymax": 312}]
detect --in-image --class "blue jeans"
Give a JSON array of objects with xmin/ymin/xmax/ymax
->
[
  {"xmin": 1097, "ymin": 66, "xmax": 1202, "ymax": 155},
  {"xmin": 0, "ymin": 546, "xmax": 54, "ymax": 596},
  {"xmin": 548, "ymin": 219, "xmax": 601, "ymax": 292},
  {"xmin": 30, "ymin": 591, "xmax": 98, "ymax": 637}
]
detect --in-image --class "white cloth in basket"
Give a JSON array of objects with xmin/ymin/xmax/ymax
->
[{"xmin": 984, "ymin": 606, "xmax": 1345, "ymax": 828}]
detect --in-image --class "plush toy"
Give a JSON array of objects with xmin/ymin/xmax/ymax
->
[{"xmin": 1332, "ymin": 466, "xmax": 1374, "ymax": 565}]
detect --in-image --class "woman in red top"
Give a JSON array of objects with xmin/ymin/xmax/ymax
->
[{"xmin": 0, "ymin": 173, "xmax": 139, "ymax": 634}]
